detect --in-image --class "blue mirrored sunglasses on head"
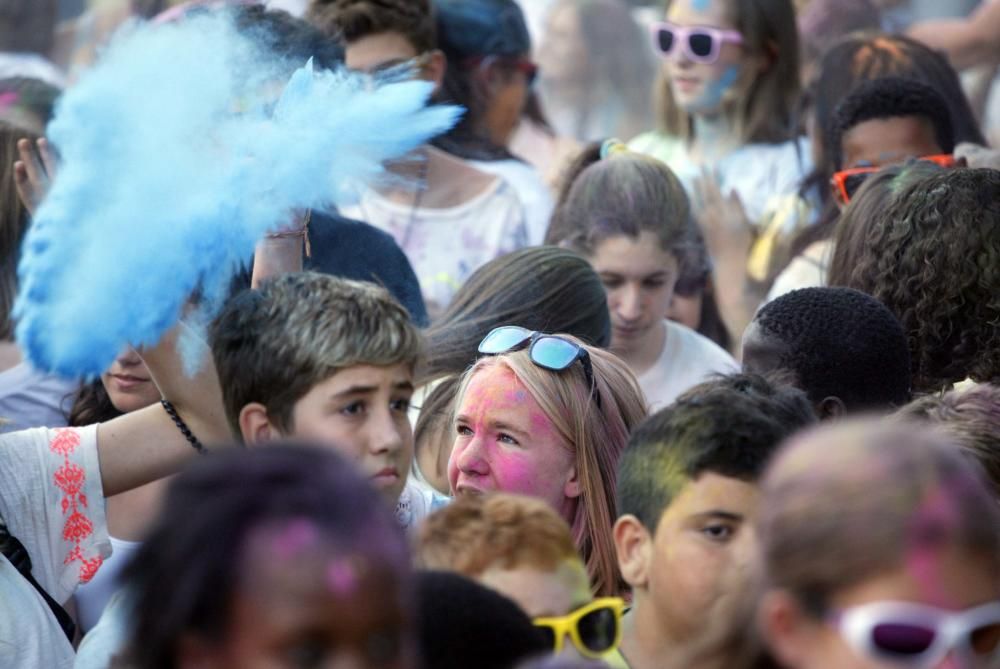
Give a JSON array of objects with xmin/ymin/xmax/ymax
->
[{"xmin": 478, "ymin": 326, "xmax": 602, "ymax": 409}]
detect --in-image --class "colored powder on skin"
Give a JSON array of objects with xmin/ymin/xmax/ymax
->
[
  {"xmin": 14, "ymin": 12, "xmax": 460, "ymax": 377},
  {"xmin": 327, "ymin": 558, "xmax": 361, "ymax": 596},
  {"xmin": 271, "ymin": 518, "xmax": 320, "ymax": 561},
  {"xmin": 691, "ymin": 0, "xmax": 712, "ymax": 12},
  {"xmin": 698, "ymin": 64, "xmax": 740, "ymax": 112}
]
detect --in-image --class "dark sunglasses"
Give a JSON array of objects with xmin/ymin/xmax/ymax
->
[
  {"xmin": 478, "ymin": 326, "xmax": 601, "ymax": 408},
  {"xmin": 534, "ymin": 598, "xmax": 625, "ymax": 659},
  {"xmin": 650, "ymin": 21, "xmax": 744, "ymax": 65},
  {"xmin": 831, "ymin": 154, "xmax": 956, "ymax": 203}
]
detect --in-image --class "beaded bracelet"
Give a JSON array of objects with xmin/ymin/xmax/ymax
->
[{"xmin": 161, "ymin": 399, "xmax": 206, "ymax": 454}]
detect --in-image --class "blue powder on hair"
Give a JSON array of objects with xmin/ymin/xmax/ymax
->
[{"xmin": 14, "ymin": 13, "xmax": 460, "ymax": 376}]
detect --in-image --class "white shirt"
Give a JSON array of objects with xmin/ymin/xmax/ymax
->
[
  {"xmin": 341, "ymin": 179, "xmax": 529, "ymax": 316},
  {"xmin": 0, "ymin": 425, "xmax": 110, "ymax": 669},
  {"xmin": 0, "ymin": 363, "xmax": 76, "ymax": 433},
  {"xmin": 637, "ymin": 320, "xmax": 739, "ymax": 411},
  {"xmin": 469, "ymin": 159, "xmax": 555, "ymax": 246},
  {"xmin": 75, "ymin": 535, "xmax": 142, "ymax": 633}
]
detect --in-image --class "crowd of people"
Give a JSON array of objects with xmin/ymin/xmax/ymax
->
[{"xmin": 1, "ymin": 0, "xmax": 999, "ymax": 668}]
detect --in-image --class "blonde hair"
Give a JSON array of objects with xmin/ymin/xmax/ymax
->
[
  {"xmin": 415, "ymin": 493, "xmax": 581, "ymax": 576},
  {"xmin": 760, "ymin": 419, "xmax": 1000, "ymax": 613},
  {"xmin": 453, "ymin": 337, "xmax": 648, "ymax": 596}
]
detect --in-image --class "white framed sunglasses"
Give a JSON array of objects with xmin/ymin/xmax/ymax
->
[{"xmin": 832, "ymin": 600, "xmax": 1000, "ymax": 668}]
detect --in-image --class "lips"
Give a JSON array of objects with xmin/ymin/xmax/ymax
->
[
  {"xmin": 110, "ymin": 373, "xmax": 151, "ymax": 390},
  {"xmin": 454, "ymin": 482, "xmax": 487, "ymax": 497},
  {"xmin": 673, "ymin": 76, "xmax": 701, "ymax": 93},
  {"xmin": 370, "ymin": 467, "xmax": 400, "ymax": 489}
]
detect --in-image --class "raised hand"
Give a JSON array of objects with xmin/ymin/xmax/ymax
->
[{"xmin": 14, "ymin": 137, "xmax": 58, "ymax": 216}]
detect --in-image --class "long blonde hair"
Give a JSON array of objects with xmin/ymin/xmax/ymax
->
[{"xmin": 453, "ymin": 336, "xmax": 648, "ymax": 596}]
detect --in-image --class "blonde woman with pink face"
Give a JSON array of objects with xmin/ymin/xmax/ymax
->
[{"xmin": 447, "ymin": 327, "xmax": 647, "ymax": 597}]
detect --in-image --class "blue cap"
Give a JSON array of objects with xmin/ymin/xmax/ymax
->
[{"xmin": 433, "ymin": 0, "xmax": 531, "ymax": 58}]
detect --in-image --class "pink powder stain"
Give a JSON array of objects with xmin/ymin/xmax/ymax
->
[
  {"xmin": 326, "ymin": 559, "xmax": 359, "ymax": 596},
  {"xmin": 903, "ymin": 483, "xmax": 964, "ymax": 607},
  {"xmin": 270, "ymin": 518, "xmax": 319, "ymax": 560}
]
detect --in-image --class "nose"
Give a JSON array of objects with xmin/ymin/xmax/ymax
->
[
  {"xmin": 368, "ymin": 407, "xmax": 406, "ymax": 457},
  {"xmin": 615, "ymin": 284, "xmax": 644, "ymax": 322},
  {"xmin": 455, "ymin": 432, "xmax": 489, "ymax": 477},
  {"xmin": 556, "ymin": 640, "xmax": 586, "ymax": 662},
  {"xmin": 115, "ymin": 347, "xmax": 143, "ymax": 367},
  {"xmin": 934, "ymin": 651, "xmax": 971, "ymax": 669}
]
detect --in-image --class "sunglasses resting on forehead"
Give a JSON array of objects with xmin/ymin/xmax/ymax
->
[
  {"xmin": 831, "ymin": 154, "xmax": 956, "ymax": 203},
  {"xmin": 534, "ymin": 597, "xmax": 625, "ymax": 660},
  {"xmin": 478, "ymin": 326, "xmax": 602, "ymax": 409},
  {"xmin": 650, "ymin": 21, "xmax": 744, "ymax": 65},
  {"xmin": 830, "ymin": 600, "xmax": 1000, "ymax": 668}
]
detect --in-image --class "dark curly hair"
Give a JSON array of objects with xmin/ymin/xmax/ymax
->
[
  {"xmin": 843, "ymin": 168, "xmax": 1000, "ymax": 393},
  {"xmin": 828, "ymin": 76, "xmax": 954, "ymax": 170},
  {"xmin": 307, "ymin": 0, "xmax": 436, "ymax": 56},
  {"xmin": 750, "ymin": 287, "xmax": 912, "ymax": 411}
]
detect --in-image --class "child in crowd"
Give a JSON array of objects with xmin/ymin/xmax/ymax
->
[
  {"xmin": 758, "ymin": 420, "xmax": 1000, "ymax": 669},
  {"xmin": 838, "ymin": 168, "xmax": 1000, "ymax": 393},
  {"xmin": 113, "ymin": 445, "xmax": 418, "ymax": 669},
  {"xmin": 897, "ymin": 383, "xmax": 1000, "ymax": 499},
  {"xmin": 768, "ymin": 75, "xmax": 957, "ymax": 299},
  {"xmin": 308, "ymin": 0, "xmax": 529, "ymax": 315},
  {"xmin": 449, "ymin": 329, "xmax": 647, "ymax": 596},
  {"xmin": 630, "ymin": 0, "xmax": 806, "ymax": 230},
  {"xmin": 414, "ymin": 246, "xmax": 610, "ymax": 495},
  {"xmin": 613, "ymin": 374, "xmax": 816, "ymax": 669},
  {"xmin": 417, "ymin": 493, "xmax": 627, "ymax": 663},
  {"xmin": 547, "ymin": 144, "xmax": 736, "ymax": 410},
  {"xmin": 769, "ymin": 34, "xmax": 983, "ymax": 296},
  {"xmin": 431, "ymin": 0, "xmax": 555, "ymax": 245},
  {"xmin": 210, "ymin": 272, "xmax": 446, "ymax": 527},
  {"xmin": 741, "ymin": 287, "xmax": 911, "ymax": 418}
]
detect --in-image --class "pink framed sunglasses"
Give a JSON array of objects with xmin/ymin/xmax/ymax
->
[{"xmin": 650, "ymin": 21, "xmax": 744, "ymax": 64}]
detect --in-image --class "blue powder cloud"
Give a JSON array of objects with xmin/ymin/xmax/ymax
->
[{"xmin": 14, "ymin": 13, "xmax": 460, "ymax": 377}]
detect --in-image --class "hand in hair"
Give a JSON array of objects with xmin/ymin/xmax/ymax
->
[{"xmin": 13, "ymin": 136, "xmax": 56, "ymax": 216}]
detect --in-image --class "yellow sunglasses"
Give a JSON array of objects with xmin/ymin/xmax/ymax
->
[{"xmin": 533, "ymin": 597, "xmax": 625, "ymax": 659}]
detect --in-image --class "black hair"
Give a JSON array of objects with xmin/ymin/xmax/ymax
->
[
  {"xmin": 231, "ymin": 4, "xmax": 345, "ymax": 71},
  {"xmin": 617, "ymin": 373, "xmax": 816, "ymax": 531},
  {"xmin": 119, "ymin": 445, "xmax": 409, "ymax": 669},
  {"xmin": 753, "ymin": 287, "xmax": 912, "ymax": 411},
  {"xmin": 828, "ymin": 76, "xmax": 955, "ymax": 170},
  {"xmin": 843, "ymin": 168, "xmax": 1000, "ymax": 392},
  {"xmin": 67, "ymin": 379, "xmax": 122, "ymax": 427},
  {"xmin": 416, "ymin": 570, "xmax": 548, "ymax": 669},
  {"xmin": 0, "ymin": 77, "xmax": 60, "ymax": 127}
]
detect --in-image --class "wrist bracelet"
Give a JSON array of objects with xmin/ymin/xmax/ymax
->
[{"xmin": 161, "ymin": 399, "xmax": 206, "ymax": 455}]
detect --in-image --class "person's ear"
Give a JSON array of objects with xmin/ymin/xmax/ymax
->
[
  {"xmin": 613, "ymin": 515, "xmax": 653, "ymax": 589},
  {"xmin": 422, "ymin": 49, "xmax": 447, "ymax": 93},
  {"xmin": 817, "ymin": 396, "xmax": 846, "ymax": 420},
  {"xmin": 758, "ymin": 590, "xmax": 817, "ymax": 669},
  {"xmin": 238, "ymin": 402, "xmax": 279, "ymax": 445},
  {"xmin": 564, "ymin": 465, "xmax": 581, "ymax": 500}
]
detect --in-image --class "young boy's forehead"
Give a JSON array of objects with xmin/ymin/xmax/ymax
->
[{"xmin": 656, "ymin": 472, "xmax": 760, "ymax": 532}]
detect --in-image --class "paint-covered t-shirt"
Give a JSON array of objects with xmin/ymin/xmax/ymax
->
[
  {"xmin": 0, "ymin": 425, "xmax": 110, "ymax": 669},
  {"xmin": 341, "ymin": 178, "xmax": 529, "ymax": 317}
]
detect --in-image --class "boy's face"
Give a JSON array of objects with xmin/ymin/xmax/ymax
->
[
  {"xmin": 285, "ymin": 363, "xmax": 414, "ymax": 504},
  {"xmin": 841, "ymin": 115, "xmax": 943, "ymax": 170},
  {"xmin": 635, "ymin": 473, "xmax": 761, "ymax": 651}
]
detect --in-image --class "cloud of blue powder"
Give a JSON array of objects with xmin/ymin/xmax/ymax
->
[{"xmin": 14, "ymin": 12, "xmax": 460, "ymax": 377}]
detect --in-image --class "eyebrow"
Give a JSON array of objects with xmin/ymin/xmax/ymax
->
[
  {"xmin": 452, "ymin": 416, "xmax": 531, "ymax": 439},
  {"xmin": 693, "ymin": 511, "xmax": 745, "ymax": 522}
]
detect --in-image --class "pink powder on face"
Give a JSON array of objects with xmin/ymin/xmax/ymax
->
[
  {"xmin": 450, "ymin": 364, "xmax": 574, "ymax": 508},
  {"xmin": 270, "ymin": 519, "xmax": 319, "ymax": 560},
  {"xmin": 326, "ymin": 559, "xmax": 360, "ymax": 596}
]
